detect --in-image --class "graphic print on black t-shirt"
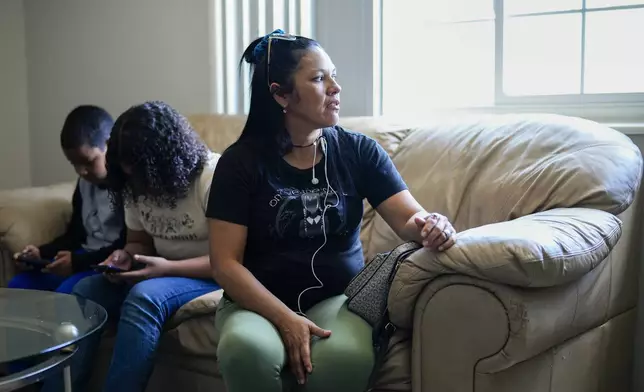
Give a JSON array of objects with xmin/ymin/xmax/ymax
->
[{"xmin": 268, "ymin": 184, "xmax": 345, "ymax": 240}]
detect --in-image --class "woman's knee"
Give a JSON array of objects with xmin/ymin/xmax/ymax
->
[
  {"xmin": 312, "ymin": 334, "xmax": 374, "ymax": 371},
  {"xmin": 216, "ymin": 312, "xmax": 285, "ymax": 379},
  {"xmin": 306, "ymin": 337, "xmax": 374, "ymax": 391},
  {"xmin": 305, "ymin": 297, "xmax": 375, "ymax": 392}
]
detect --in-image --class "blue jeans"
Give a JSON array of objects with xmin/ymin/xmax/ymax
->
[
  {"xmin": 8, "ymin": 270, "xmax": 97, "ymax": 294},
  {"xmin": 41, "ymin": 275, "xmax": 220, "ymax": 392}
]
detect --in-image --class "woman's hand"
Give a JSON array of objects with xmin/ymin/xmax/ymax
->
[
  {"xmin": 415, "ymin": 213, "xmax": 456, "ymax": 251},
  {"xmin": 277, "ymin": 313, "xmax": 332, "ymax": 385}
]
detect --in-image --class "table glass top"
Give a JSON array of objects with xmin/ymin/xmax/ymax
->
[{"xmin": 0, "ymin": 288, "xmax": 107, "ymax": 364}]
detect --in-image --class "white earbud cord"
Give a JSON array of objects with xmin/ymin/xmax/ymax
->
[
  {"xmin": 297, "ymin": 138, "xmax": 339, "ymax": 316},
  {"xmin": 311, "ymin": 144, "xmax": 318, "ymax": 185}
]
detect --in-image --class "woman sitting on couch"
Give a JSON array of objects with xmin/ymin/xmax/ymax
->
[
  {"xmin": 42, "ymin": 101, "xmax": 221, "ymax": 392},
  {"xmin": 206, "ymin": 30, "xmax": 457, "ymax": 392}
]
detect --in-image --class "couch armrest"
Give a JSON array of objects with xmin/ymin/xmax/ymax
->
[
  {"xmin": 411, "ymin": 276, "xmax": 508, "ymax": 392},
  {"xmin": 0, "ymin": 182, "xmax": 76, "ymax": 253},
  {"xmin": 389, "ymin": 207, "xmax": 622, "ymax": 329},
  {"xmin": 412, "ymin": 265, "xmax": 622, "ymax": 391}
]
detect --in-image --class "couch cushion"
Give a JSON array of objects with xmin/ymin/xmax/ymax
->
[
  {"xmin": 337, "ymin": 116, "xmax": 414, "ymax": 158},
  {"xmin": 188, "ymin": 114, "xmax": 246, "ymax": 154},
  {"xmin": 160, "ymin": 290, "xmax": 222, "ymax": 357},
  {"xmin": 337, "ymin": 117, "xmax": 414, "ymax": 260},
  {"xmin": 167, "ymin": 289, "xmax": 223, "ymax": 329},
  {"xmin": 0, "ymin": 182, "xmax": 76, "ymax": 253},
  {"xmin": 162, "ymin": 313, "xmax": 218, "ymax": 357},
  {"xmin": 365, "ymin": 114, "xmax": 642, "ymax": 259}
]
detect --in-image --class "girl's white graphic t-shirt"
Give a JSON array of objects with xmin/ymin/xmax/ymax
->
[{"xmin": 125, "ymin": 152, "xmax": 220, "ymax": 261}]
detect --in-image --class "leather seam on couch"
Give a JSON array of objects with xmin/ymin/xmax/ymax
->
[
  {"xmin": 476, "ymin": 222, "xmax": 621, "ymax": 278},
  {"xmin": 473, "ymin": 305, "xmax": 636, "ymax": 379},
  {"xmin": 393, "ymin": 221, "xmax": 621, "ymax": 300}
]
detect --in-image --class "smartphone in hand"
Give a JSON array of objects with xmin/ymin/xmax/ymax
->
[
  {"xmin": 90, "ymin": 264, "xmax": 127, "ymax": 274},
  {"xmin": 16, "ymin": 254, "xmax": 52, "ymax": 268}
]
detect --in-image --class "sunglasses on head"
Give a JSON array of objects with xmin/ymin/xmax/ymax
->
[{"xmin": 266, "ymin": 33, "xmax": 297, "ymax": 88}]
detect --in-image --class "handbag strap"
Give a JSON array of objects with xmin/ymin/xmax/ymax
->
[
  {"xmin": 365, "ymin": 241, "xmax": 421, "ymax": 391},
  {"xmin": 386, "ymin": 241, "xmax": 422, "ymax": 284},
  {"xmin": 366, "ymin": 314, "xmax": 396, "ymax": 391}
]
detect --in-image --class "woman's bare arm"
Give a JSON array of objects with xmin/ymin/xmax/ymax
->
[
  {"xmin": 208, "ymin": 219, "xmax": 294, "ymax": 326},
  {"xmin": 376, "ymin": 190, "xmax": 456, "ymax": 251}
]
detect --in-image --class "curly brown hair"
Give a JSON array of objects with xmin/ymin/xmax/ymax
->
[{"xmin": 106, "ymin": 101, "xmax": 209, "ymax": 208}]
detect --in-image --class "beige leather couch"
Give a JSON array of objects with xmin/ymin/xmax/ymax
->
[{"xmin": 0, "ymin": 113, "xmax": 641, "ymax": 392}]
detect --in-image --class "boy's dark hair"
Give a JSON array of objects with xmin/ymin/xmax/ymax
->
[
  {"xmin": 105, "ymin": 100, "xmax": 210, "ymax": 208},
  {"xmin": 237, "ymin": 31, "xmax": 320, "ymax": 155},
  {"xmin": 60, "ymin": 105, "xmax": 113, "ymax": 150}
]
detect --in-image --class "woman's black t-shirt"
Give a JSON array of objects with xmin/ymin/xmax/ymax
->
[{"xmin": 206, "ymin": 126, "xmax": 407, "ymax": 311}]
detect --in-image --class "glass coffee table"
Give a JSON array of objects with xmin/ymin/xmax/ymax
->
[{"xmin": 0, "ymin": 288, "xmax": 107, "ymax": 392}]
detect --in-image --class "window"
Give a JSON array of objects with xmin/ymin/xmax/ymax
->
[
  {"xmin": 381, "ymin": 0, "xmax": 644, "ymax": 116},
  {"xmin": 211, "ymin": 0, "xmax": 314, "ymax": 115}
]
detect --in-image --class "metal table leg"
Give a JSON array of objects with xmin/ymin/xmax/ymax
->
[
  {"xmin": 63, "ymin": 366, "xmax": 72, "ymax": 392},
  {"xmin": 0, "ymin": 349, "xmax": 76, "ymax": 392}
]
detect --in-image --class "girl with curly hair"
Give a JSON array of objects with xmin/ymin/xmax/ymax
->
[{"xmin": 42, "ymin": 101, "xmax": 221, "ymax": 392}]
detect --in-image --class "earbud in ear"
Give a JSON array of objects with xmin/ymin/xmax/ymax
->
[{"xmin": 269, "ymin": 83, "xmax": 282, "ymax": 96}]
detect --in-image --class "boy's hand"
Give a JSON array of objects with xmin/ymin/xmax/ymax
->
[
  {"xmin": 46, "ymin": 251, "xmax": 73, "ymax": 276},
  {"xmin": 13, "ymin": 245, "xmax": 41, "ymax": 260},
  {"xmin": 13, "ymin": 245, "xmax": 41, "ymax": 271}
]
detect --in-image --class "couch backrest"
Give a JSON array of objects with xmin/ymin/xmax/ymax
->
[
  {"xmin": 187, "ymin": 114, "xmax": 413, "ymax": 158},
  {"xmin": 186, "ymin": 113, "xmax": 643, "ymax": 260},
  {"xmin": 365, "ymin": 114, "xmax": 643, "ymax": 256},
  {"xmin": 188, "ymin": 114, "xmax": 247, "ymax": 154}
]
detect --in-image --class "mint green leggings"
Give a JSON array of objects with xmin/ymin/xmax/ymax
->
[{"xmin": 215, "ymin": 295, "xmax": 375, "ymax": 392}]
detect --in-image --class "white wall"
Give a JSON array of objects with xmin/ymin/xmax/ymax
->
[
  {"xmin": 0, "ymin": 0, "xmax": 31, "ymax": 190},
  {"xmin": 23, "ymin": 0, "xmax": 213, "ymax": 186},
  {"xmin": 17, "ymin": 0, "xmax": 376, "ymax": 187}
]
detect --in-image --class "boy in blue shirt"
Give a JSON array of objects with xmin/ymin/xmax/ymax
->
[{"xmin": 10, "ymin": 105, "xmax": 125, "ymax": 294}]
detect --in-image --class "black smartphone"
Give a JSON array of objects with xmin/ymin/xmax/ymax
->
[
  {"xmin": 90, "ymin": 264, "xmax": 126, "ymax": 274},
  {"xmin": 16, "ymin": 254, "xmax": 52, "ymax": 268}
]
